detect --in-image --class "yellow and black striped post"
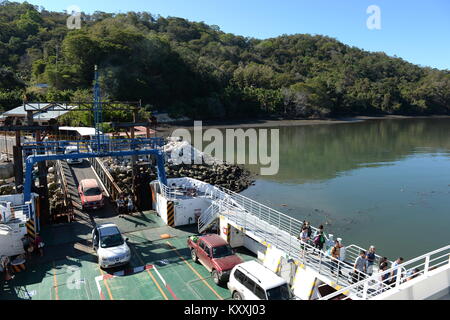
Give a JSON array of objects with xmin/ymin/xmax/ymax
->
[
  {"xmin": 26, "ymin": 219, "xmax": 36, "ymax": 242},
  {"xmin": 308, "ymin": 279, "xmax": 317, "ymax": 300},
  {"xmin": 167, "ymin": 201, "xmax": 175, "ymax": 227}
]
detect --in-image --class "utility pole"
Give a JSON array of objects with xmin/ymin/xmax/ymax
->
[
  {"xmin": 13, "ymin": 129, "xmax": 23, "ymax": 188},
  {"xmin": 131, "ymin": 108, "xmax": 138, "ymax": 209}
]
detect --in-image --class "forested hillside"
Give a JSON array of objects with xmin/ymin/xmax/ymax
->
[{"xmin": 1, "ymin": 1, "xmax": 449, "ymax": 121}]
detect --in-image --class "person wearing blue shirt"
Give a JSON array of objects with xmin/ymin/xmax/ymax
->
[{"xmin": 366, "ymin": 246, "xmax": 377, "ymax": 276}]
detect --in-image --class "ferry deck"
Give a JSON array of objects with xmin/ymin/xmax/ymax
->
[{"xmin": 0, "ymin": 211, "xmax": 255, "ymax": 300}]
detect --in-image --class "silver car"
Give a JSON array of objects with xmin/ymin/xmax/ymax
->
[{"xmin": 92, "ymin": 224, "xmax": 131, "ymax": 269}]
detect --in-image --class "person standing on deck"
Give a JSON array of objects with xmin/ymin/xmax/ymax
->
[
  {"xmin": 353, "ymin": 250, "xmax": 368, "ymax": 282},
  {"xmin": 379, "ymin": 256, "xmax": 388, "ymax": 269},
  {"xmin": 35, "ymin": 233, "xmax": 44, "ymax": 257},
  {"xmin": 313, "ymin": 231, "xmax": 326, "ymax": 251},
  {"xmin": 390, "ymin": 257, "xmax": 404, "ymax": 285},
  {"xmin": 22, "ymin": 234, "xmax": 34, "ymax": 258},
  {"xmin": 366, "ymin": 246, "xmax": 377, "ymax": 276},
  {"xmin": 299, "ymin": 227, "xmax": 310, "ymax": 254},
  {"xmin": 337, "ymin": 238, "xmax": 346, "ymax": 262},
  {"xmin": 117, "ymin": 194, "xmax": 126, "ymax": 216},
  {"xmin": 378, "ymin": 262, "xmax": 390, "ymax": 291},
  {"xmin": 330, "ymin": 240, "xmax": 343, "ymax": 276},
  {"xmin": 305, "ymin": 221, "xmax": 312, "ymax": 238},
  {"xmin": 301, "ymin": 220, "xmax": 307, "ymax": 236},
  {"xmin": 325, "ymin": 234, "xmax": 335, "ymax": 252},
  {"xmin": 1, "ymin": 256, "xmax": 14, "ymax": 280},
  {"xmin": 313, "ymin": 225, "xmax": 324, "ymax": 239},
  {"xmin": 127, "ymin": 196, "xmax": 134, "ymax": 214}
]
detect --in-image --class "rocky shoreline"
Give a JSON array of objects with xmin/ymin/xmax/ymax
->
[
  {"xmin": 0, "ymin": 179, "xmax": 15, "ymax": 195},
  {"xmin": 103, "ymin": 139, "xmax": 255, "ymax": 194},
  {"xmin": 104, "ymin": 159, "xmax": 255, "ymax": 194},
  {"xmin": 166, "ymin": 163, "xmax": 254, "ymax": 192}
]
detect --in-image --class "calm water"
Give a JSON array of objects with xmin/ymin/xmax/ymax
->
[{"xmin": 237, "ymin": 118, "xmax": 450, "ymax": 260}]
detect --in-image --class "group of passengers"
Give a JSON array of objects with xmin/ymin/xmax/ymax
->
[
  {"xmin": 116, "ymin": 194, "xmax": 134, "ymax": 215},
  {"xmin": 297, "ymin": 221, "xmax": 422, "ymax": 290}
]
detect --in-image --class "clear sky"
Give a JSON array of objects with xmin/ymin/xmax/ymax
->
[{"xmin": 25, "ymin": 0, "xmax": 450, "ymax": 70}]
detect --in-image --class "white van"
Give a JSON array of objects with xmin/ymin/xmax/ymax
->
[
  {"xmin": 227, "ymin": 260, "xmax": 292, "ymax": 300},
  {"xmin": 64, "ymin": 146, "xmax": 83, "ymax": 165}
]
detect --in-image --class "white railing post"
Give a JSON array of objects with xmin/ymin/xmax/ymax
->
[
  {"xmin": 395, "ymin": 268, "xmax": 401, "ymax": 288},
  {"xmin": 424, "ymin": 256, "xmax": 430, "ymax": 276},
  {"xmin": 318, "ymin": 251, "xmax": 322, "ymax": 274},
  {"xmin": 362, "ymin": 280, "xmax": 369, "ymax": 299},
  {"xmin": 289, "ymin": 220, "xmax": 292, "ymax": 256}
]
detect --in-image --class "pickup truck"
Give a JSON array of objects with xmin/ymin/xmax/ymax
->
[{"xmin": 188, "ymin": 234, "xmax": 243, "ymax": 285}]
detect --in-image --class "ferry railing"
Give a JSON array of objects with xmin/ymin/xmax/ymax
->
[
  {"xmin": 318, "ymin": 244, "xmax": 450, "ymax": 300},
  {"xmin": 90, "ymin": 157, "xmax": 123, "ymax": 201},
  {"xmin": 11, "ymin": 203, "xmax": 31, "ymax": 220},
  {"xmin": 198, "ymin": 201, "xmax": 222, "ymax": 233},
  {"xmin": 216, "ymin": 187, "xmax": 392, "ymax": 265},
  {"xmin": 216, "ymin": 199, "xmax": 362, "ymax": 293},
  {"xmin": 159, "ymin": 183, "xmax": 184, "ymax": 200},
  {"xmin": 159, "ymin": 180, "xmax": 383, "ymax": 295},
  {"xmin": 55, "ymin": 160, "xmax": 74, "ymax": 222},
  {"xmin": 218, "ymin": 187, "xmax": 317, "ymax": 241}
]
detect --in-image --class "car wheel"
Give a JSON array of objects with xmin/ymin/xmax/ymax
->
[
  {"xmin": 191, "ymin": 249, "xmax": 198, "ymax": 263},
  {"xmin": 232, "ymin": 291, "xmax": 242, "ymax": 300},
  {"xmin": 212, "ymin": 270, "xmax": 220, "ymax": 285}
]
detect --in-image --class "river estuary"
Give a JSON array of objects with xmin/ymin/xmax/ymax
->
[{"xmin": 239, "ymin": 118, "xmax": 450, "ymax": 260}]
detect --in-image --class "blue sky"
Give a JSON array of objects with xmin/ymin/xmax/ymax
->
[{"xmin": 26, "ymin": 0, "xmax": 450, "ymax": 70}]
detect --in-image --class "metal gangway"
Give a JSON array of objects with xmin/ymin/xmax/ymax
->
[{"xmin": 160, "ymin": 181, "xmax": 393, "ymax": 299}]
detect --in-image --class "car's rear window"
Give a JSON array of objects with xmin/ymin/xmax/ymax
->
[
  {"xmin": 266, "ymin": 283, "xmax": 290, "ymax": 300},
  {"xmin": 212, "ymin": 245, "xmax": 233, "ymax": 258},
  {"xmin": 84, "ymin": 186, "xmax": 101, "ymax": 196}
]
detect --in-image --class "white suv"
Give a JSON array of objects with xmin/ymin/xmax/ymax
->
[
  {"xmin": 92, "ymin": 224, "xmax": 131, "ymax": 269},
  {"xmin": 228, "ymin": 260, "xmax": 291, "ymax": 300}
]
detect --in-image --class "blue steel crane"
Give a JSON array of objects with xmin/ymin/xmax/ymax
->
[{"xmin": 22, "ymin": 66, "xmax": 168, "ymax": 205}]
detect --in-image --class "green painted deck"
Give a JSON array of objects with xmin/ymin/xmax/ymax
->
[{"xmin": 0, "ymin": 211, "xmax": 255, "ymax": 300}]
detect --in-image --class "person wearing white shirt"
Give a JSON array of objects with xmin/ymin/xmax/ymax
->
[{"xmin": 390, "ymin": 257, "xmax": 404, "ymax": 284}]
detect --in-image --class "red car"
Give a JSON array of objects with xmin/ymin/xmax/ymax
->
[
  {"xmin": 188, "ymin": 234, "xmax": 243, "ymax": 285},
  {"xmin": 78, "ymin": 179, "xmax": 104, "ymax": 210}
]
